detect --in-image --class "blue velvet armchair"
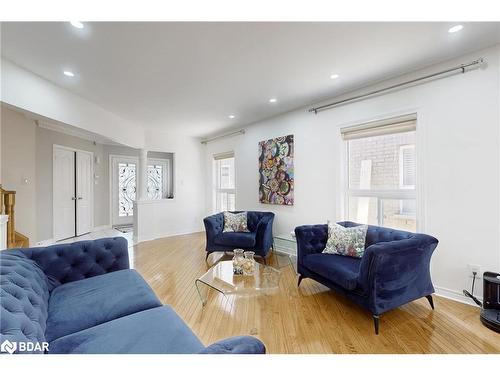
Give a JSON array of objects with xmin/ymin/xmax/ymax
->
[
  {"xmin": 203, "ymin": 211, "xmax": 275, "ymax": 262},
  {"xmin": 295, "ymin": 221, "xmax": 438, "ymax": 334}
]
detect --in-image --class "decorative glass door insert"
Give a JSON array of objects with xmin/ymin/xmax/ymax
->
[
  {"xmin": 118, "ymin": 162, "xmax": 136, "ymax": 217},
  {"xmin": 147, "ymin": 164, "xmax": 163, "ymax": 200}
]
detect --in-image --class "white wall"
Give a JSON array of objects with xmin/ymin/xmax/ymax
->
[
  {"xmin": 204, "ymin": 45, "xmax": 500, "ymax": 304},
  {"xmin": 0, "ymin": 59, "xmax": 145, "ymax": 149},
  {"xmin": 133, "ymin": 130, "xmax": 206, "ymax": 241}
]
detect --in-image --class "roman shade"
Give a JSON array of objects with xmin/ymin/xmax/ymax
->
[{"xmin": 341, "ymin": 113, "xmax": 417, "ymax": 140}]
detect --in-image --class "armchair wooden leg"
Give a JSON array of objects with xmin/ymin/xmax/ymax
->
[
  {"xmin": 425, "ymin": 295, "xmax": 435, "ymax": 310},
  {"xmin": 297, "ymin": 275, "xmax": 304, "ymax": 287},
  {"xmin": 373, "ymin": 315, "xmax": 380, "ymax": 335}
]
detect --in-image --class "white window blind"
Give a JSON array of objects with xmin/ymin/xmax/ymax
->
[
  {"xmin": 399, "ymin": 145, "xmax": 416, "ymax": 188},
  {"xmin": 341, "ymin": 114, "xmax": 417, "ymax": 141}
]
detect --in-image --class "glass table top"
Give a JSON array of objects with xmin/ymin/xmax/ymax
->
[{"xmin": 196, "ymin": 260, "xmax": 282, "ymax": 297}]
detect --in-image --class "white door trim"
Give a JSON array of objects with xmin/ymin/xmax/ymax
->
[{"xmin": 52, "ymin": 144, "xmax": 94, "ymax": 241}]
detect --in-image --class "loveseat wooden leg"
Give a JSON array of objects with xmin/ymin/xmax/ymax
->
[
  {"xmin": 373, "ymin": 315, "xmax": 380, "ymax": 335},
  {"xmin": 426, "ymin": 295, "xmax": 435, "ymax": 310}
]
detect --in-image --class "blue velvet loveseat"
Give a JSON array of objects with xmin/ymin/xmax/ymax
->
[
  {"xmin": 0, "ymin": 237, "xmax": 265, "ymax": 354},
  {"xmin": 203, "ymin": 211, "xmax": 274, "ymax": 263},
  {"xmin": 295, "ymin": 221, "xmax": 438, "ymax": 334}
]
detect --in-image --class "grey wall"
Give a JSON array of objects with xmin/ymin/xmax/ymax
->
[{"xmin": 1, "ymin": 106, "xmax": 38, "ymax": 242}]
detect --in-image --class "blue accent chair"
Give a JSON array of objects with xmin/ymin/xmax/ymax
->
[
  {"xmin": 0, "ymin": 238, "xmax": 266, "ymax": 354},
  {"xmin": 203, "ymin": 211, "xmax": 275, "ymax": 263},
  {"xmin": 295, "ymin": 221, "xmax": 438, "ymax": 334}
]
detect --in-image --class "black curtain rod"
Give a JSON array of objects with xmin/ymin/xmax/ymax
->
[{"xmin": 308, "ymin": 58, "xmax": 485, "ymax": 114}]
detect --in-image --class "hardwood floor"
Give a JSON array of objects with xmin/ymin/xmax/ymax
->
[{"xmin": 131, "ymin": 232, "xmax": 500, "ymax": 354}]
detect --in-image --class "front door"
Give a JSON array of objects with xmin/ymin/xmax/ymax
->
[{"xmin": 111, "ymin": 156, "xmax": 137, "ymax": 226}]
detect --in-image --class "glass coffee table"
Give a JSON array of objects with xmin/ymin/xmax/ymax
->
[{"xmin": 195, "ymin": 260, "xmax": 281, "ymax": 306}]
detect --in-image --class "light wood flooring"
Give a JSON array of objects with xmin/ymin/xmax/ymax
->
[{"xmin": 131, "ymin": 232, "xmax": 500, "ymax": 354}]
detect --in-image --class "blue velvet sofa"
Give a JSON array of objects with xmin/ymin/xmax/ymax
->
[
  {"xmin": 295, "ymin": 221, "xmax": 438, "ymax": 334},
  {"xmin": 0, "ymin": 237, "xmax": 265, "ymax": 354},
  {"xmin": 203, "ymin": 211, "xmax": 274, "ymax": 263}
]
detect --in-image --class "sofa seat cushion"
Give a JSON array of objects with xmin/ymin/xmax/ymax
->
[
  {"xmin": 48, "ymin": 306, "xmax": 205, "ymax": 354},
  {"xmin": 214, "ymin": 232, "xmax": 256, "ymax": 248},
  {"xmin": 45, "ymin": 269, "xmax": 162, "ymax": 342},
  {"xmin": 303, "ymin": 253, "xmax": 361, "ymax": 291}
]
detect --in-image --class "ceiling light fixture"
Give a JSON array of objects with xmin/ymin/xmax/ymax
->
[
  {"xmin": 63, "ymin": 70, "xmax": 75, "ymax": 77},
  {"xmin": 228, "ymin": 115, "xmax": 235, "ymax": 119},
  {"xmin": 269, "ymin": 98, "xmax": 277, "ymax": 103},
  {"xmin": 448, "ymin": 24, "xmax": 463, "ymax": 33},
  {"xmin": 70, "ymin": 21, "xmax": 84, "ymax": 29},
  {"xmin": 330, "ymin": 74, "xmax": 340, "ymax": 79}
]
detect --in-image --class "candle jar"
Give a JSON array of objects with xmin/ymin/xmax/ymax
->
[
  {"xmin": 232, "ymin": 249, "xmax": 244, "ymax": 275},
  {"xmin": 242, "ymin": 251, "xmax": 256, "ymax": 275}
]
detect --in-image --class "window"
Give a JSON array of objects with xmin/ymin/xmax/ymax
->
[
  {"xmin": 343, "ymin": 114, "xmax": 417, "ymax": 231},
  {"xmin": 214, "ymin": 153, "xmax": 235, "ymax": 212}
]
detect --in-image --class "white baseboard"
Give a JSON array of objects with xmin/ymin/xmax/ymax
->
[
  {"xmin": 434, "ymin": 285, "xmax": 482, "ymax": 307},
  {"xmin": 274, "ymin": 244, "xmax": 297, "ymax": 256},
  {"xmin": 34, "ymin": 238, "xmax": 55, "ymax": 247}
]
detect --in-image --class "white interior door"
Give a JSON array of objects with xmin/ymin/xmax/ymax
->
[
  {"xmin": 76, "ymin": 151, "xmax": 93, "ymax": 236},
  {"xmin": 53, "ymin": 148, "xmax": 76, "ymax": 241}
]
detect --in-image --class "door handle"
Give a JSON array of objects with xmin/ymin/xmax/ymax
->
[
  {"xmin": 77, "ymin": 197, "xmax": 83, "ymax": 200},
  {"xmin": 71, "ymin": 197, "xmax": 77, "ymax": 200}
]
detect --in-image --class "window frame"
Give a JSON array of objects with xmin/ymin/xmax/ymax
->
[
  {"xmin": 213, "ymin": 152, "xmax": 236, "ymax": 213},
  {"xmin": 343, "ymin": 119, "xmax": 418, "ymax": 230}
]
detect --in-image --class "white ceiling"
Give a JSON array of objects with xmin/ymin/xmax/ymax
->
[{"xmin": 1, "ymin": 22, "xmax": 499, "ymax": 137}]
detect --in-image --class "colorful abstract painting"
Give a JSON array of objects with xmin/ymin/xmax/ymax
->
[{"xmin": 259, "ymin": 135, "xmax": 294, "ymax": 205}]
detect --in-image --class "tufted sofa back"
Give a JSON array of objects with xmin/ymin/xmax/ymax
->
[
  {"xmin": 245, "ymin": 211, "xmax": 274, "ymax": 232},
  {"xmin": 206, "ymin": 211, "xmax": 274, "ymax": 233},
  {"xmin": 0, "ymin": 252, "xmax": 51, "ymax": 353},
  {"xmin": 0, "ymin": 237, "xmax": 129, "ymax": 353},
  {"xmin": 338, "ymin": 221, "xmax": 414, "ymax": 247}
]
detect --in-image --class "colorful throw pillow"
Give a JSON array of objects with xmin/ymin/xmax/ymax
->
[
  {"xmin": 223, "ymin": 211, "xmax": 250, "ymax": 233},
  {"xmin": 322, "ymin": 221, "xmax": 368, "ymax": 258}
]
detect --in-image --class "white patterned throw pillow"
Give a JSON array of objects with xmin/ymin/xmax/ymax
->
[
  {"xmin": 322, "ymin": 221, "xmax": 368, "ymax": 258},
  {"xmin": 222, "ymin": 211, "xmax": 250, "ymax": 232}
]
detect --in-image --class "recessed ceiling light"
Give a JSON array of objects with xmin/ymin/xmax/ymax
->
[
  {"xmin": 228, "ymin": 115, "xmax": 235, "ymax": 119},
  {"xmin": 330, "ymin": 74, "xmax": 340, "ymax": 79},
  {"xmin": 70, "ymin": 21, "xmax": 84, "ymax": 29},
  {"xmin": 63, "ymin": 70, "xmax": 75, "ymax": 77},
  {"xmin": 269, "ymin": 98, "xmax": 277, "ymax": 103},
  {"xmin": 448, "ymin": 24, "xmax": 463, "ymax": 33}
]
